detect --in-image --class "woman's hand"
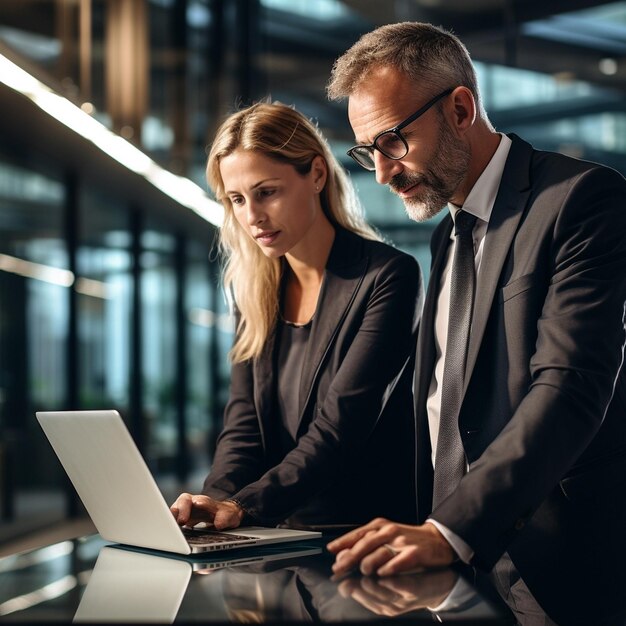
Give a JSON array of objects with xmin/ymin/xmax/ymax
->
[{"xmin": 170, "ymin": 493, "xmax": 244, "ymax": 530}]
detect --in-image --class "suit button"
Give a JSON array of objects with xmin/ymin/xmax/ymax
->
[{"xmin": 514, "ymin": 519, "xmax": 525, "ymax": 531}]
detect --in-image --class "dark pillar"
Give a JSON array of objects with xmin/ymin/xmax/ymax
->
[
  {"xmin": 175, "ymin": 234, "xmax": 189, "ymax": 482},
  {"xmin": 234, "ymin": 0, "xmax": 262, "ymax": 105},
  {"xmin": 207, "ymin": 247, "xmax": 222, "ymax": 459},
  {"xmin": 65, "ymin": 171, "xmax": 80, "ymax": 518},
  {"xmin": 130, "ymin": 208, "xmax": 145, "ymax": 452}
]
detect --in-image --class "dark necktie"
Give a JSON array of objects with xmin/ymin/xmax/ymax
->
[{"xmin": 433, "ymin": 210, "xmax": 478, "ymax": 508}]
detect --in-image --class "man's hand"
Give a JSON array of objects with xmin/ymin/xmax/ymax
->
[
  {"xmin": 170, "ymin": 493, "xmax": 244, "ymax": 530},
  {"xmin": 337, "ymin": 569, "xmax": 458, "ymax": 617},
  {"xmin": 327, "ymin": 518, "xmax": 455, "ymax": 577}
]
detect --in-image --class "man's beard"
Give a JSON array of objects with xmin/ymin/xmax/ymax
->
[{"xmin": 389, "ymin": 119, "xmax": 470, "ymax": 222}]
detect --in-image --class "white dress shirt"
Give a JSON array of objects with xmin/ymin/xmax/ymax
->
[{"xmin": 426, "ymin": 134, "xmax": 512, "ymax": 564}]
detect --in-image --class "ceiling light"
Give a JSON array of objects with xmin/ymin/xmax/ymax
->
[
  {"xmin": 599, "ymin": 57, "xmax": 618, "ymax": 75},
  {"xmin": 0, "ymin": 53, "xmax": 223, "ymax": 227}
]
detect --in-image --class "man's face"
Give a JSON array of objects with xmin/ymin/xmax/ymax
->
[{"xmin": 347, "ymin": 66, "xmax": 470, "ymax": 222}]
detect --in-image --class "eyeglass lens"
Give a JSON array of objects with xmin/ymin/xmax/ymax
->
[
  {"xmin": 376, "ymin": 132, "xmax": 407, "ymax": 158},
  {"xmin": 350, "ymin": 132, "xmax": 407, "ymax": 170}
]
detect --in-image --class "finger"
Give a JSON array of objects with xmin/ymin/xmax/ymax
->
[
  {"xmin": 359, "ymin": 545, "xmax": 399, "ymax": 576},
  {"xmin": 183, "ymin": 496, "xmax": 221, "ymax": 526},
  {"xmin": 337, "ymin": 579, "xmax": 360, "ymax": 598},
  {"xmin": 348, "ymin": 586, "xmax": 397, "ymax": 617},
  {"xmin": 377, "ymin": 546, "xmax": 424, "ymax": 577},
  {"xmin": 360, "ymin": 575, "xmax": 401, "ymax": 603},
  {"xmin": 171, "ymin": 493, "xmax": 193, "ymax": 524},
  {"xmin": 376, "ymin": 576, "xmax": 421, "ymax": 599},
  {"xmin": 331, "ymin": 527, "xmax": 397, "ymax": 574},
  {"xmin": 331, "ymin": 548, "xmax": 357, "ymax": 576},
  {"xmin": 327, "ymin": 518, "xmax": 389, "ymax": 553}
]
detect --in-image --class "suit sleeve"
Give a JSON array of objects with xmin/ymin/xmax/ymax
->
[
  {"xmin": 431, "ymin": 166, "xmax": 626, "ymax": 569},
  {"xmin": 230, "ymin": 252, "xmax": 422, "ymax": 523},
  {"xmin": 202, "ymin": 357, "xmax": 267, "ymax": 500}
]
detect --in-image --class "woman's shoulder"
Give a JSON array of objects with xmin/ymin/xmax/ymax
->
[
  {"xmin": 348, "ymin": 230, "xmax": 418, "ymax": 270},
  {"xmin": 328, "ymin": 228, "xmax": 420, "ymax": 284}
]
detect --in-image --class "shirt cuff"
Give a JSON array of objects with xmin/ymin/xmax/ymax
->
[{"xmin": 425, "ymin": 519, "xmax": 474, "ymax": 564}]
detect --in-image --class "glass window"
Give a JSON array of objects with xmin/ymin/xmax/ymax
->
[
  {"xmin": 185, "ymin": 239, "xmax": 213, "ymax": 475},
  {"xmin": 77, "ymin": 188, "xmax": 132, "ymax": 413},
  {"xmin": 141, "ymin": 224, "xmax": 177, "ymax": 474},
  {"xmin": 0, "ymin": 156, "xmax": 67, "ymax": 527}
]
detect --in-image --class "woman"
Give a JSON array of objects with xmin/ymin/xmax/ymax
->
[{"xmin": 171, "ymin": 102, "xmax": 422, "ymax": 531}]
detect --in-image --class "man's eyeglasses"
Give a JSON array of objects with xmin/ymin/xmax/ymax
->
[{"xmin": 347, "ymin": 88, "xmax": 454, "ymax": 171}]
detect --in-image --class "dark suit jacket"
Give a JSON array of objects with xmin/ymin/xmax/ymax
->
[
  {"xmin": 418, "ymin": 135, "xmax": 626, "ymax": 581},
  {"xmin": 203, "ymin": 227, "xmax": 423, "ymax": 527}
]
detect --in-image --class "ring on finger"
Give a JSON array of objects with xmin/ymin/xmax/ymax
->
[{"xmin": 383, "ymin": 543, "xmax": 400, "ymax": 557}]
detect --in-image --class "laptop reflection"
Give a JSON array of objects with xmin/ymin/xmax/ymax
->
[{"xmin": 74, "ymin": 543, "xmax": 323, "ymax": 623}]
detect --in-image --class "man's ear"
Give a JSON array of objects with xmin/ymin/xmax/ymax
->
[{"xmin": 448, "ymin": 86, "xmax": 476, "ymax": 134}]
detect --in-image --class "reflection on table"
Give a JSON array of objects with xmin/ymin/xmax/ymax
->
[
  {"xmin": 0, "ymin": 534, "xmax": 507, "ymax": 623},
  {"xmin": 3, "ymin": 532, "xmax": 625, "ymax": 624}
]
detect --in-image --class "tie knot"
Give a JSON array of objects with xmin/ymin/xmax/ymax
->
[{"xmin": 454, "ymin": 210, "xmax": 477, "ymax": 237}]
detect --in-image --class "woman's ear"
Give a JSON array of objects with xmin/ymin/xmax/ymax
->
[{"xmin": 311, "ymin": 155, "xmax": 328, "ymax": 191}]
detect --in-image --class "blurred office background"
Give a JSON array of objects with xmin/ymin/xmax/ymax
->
[{"xmin": 0, "ymin": 0, "xmax": 625, "ymax": 546}]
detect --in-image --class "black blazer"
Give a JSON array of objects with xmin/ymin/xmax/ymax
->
[
  {"xmin": 419, "ymin": 135, "xmax": 626, "ymax": 588},
  {"xmin": 204, "ymin": 227, "xmax": 423, "ymax": 527}
]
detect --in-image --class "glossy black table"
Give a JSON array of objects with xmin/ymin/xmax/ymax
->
[
  {"xmin": 2, "ymin": 533, "xmax": 625, "ymax": 625},
  {"xmin": 0, "ymin": 534, "xmax": 514, "ymax": 624}
]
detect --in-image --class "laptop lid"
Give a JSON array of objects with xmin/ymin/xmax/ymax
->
[{"xmin": 36, "ymin": 410, "xmax": 320, "ymax": 555}]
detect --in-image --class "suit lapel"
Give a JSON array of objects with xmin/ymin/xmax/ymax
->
[
  {"xmin": 464, "ymin": 135, "xmax": 533, "ymax": 389},
  {"xmin": 297, "ymin": 229, "xmax": 367, "ymax": 434}
]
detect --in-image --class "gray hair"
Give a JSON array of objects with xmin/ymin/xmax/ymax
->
[{"xmin": 327, "ymin": 22, "xmax": 489, "ymax": 122}]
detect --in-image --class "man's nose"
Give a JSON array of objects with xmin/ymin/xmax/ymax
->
[{"xmin": 374, "ymin": 151, "xmax": 403, "ymax": 185}]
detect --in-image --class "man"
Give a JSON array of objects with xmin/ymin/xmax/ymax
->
[{"xmin": 325, "ymin": 21, "xmax": 626, "ymax": 599}]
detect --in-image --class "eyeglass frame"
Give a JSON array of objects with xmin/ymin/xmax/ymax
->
[{"xmin": 346, "ymin": 87, "xmax": 455, "ymax": 171}]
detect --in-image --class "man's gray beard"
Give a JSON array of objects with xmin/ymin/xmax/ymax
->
[
  {"xmin": 403, "ymin": 193, "xmax": 446, "ymax": 222},
  {"xmin": 392, "ymin": 120, "xmax": 471, "ymax": 223}
]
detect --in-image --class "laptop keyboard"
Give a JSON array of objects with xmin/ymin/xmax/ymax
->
[{"xmin": 183, "ymin": 528, "xmax": 257, "ymax": 546}]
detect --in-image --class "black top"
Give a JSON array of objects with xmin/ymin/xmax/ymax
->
[{"xmin": 276, "ymin": 317, "xmax": 313, "ymax": 450}]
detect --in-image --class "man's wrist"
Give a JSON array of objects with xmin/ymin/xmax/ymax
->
[{"xmin": 425, "ymin": 519, "xmax": 473, "ymax": 564}]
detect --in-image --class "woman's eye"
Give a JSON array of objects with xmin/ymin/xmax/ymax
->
[
  {"xmin": 258, "ymin": 188, "xmax": 275, "ymax": 199},
  {"xmin": 230, "ymin": 196, "xmax": 244, "ymax": 206}
]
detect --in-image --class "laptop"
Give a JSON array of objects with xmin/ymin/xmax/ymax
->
[{"xmin": 36, "ymin": 410, "xmax": 321, "ymax": 555}]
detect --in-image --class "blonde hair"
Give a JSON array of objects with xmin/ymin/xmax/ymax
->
[
  {"xmin": 327, "ymin": 22, "xmax": 490, "ymax": 125},
  {"xmin": 207, "ymin": 102, "xmax": 379, "ymax": 363}
]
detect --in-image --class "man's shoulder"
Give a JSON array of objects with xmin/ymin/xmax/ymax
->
[{"xmin": 509, "ymin": 133, "xmax": 626, "ymax": 187}]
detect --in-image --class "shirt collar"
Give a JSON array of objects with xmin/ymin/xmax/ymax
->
[{"xmin": 448, "ymin": 133, "xmax": 512, "ymax": 225}]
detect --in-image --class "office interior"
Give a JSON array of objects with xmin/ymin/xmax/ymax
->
[{"xmin": 0, "ymin": 0, "xmax": 625, "ymax": 553}]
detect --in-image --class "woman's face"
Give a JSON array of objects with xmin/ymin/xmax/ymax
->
[{"xmin": 219, "ymin": 149, "xmax": 326, "ymax": 259}]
